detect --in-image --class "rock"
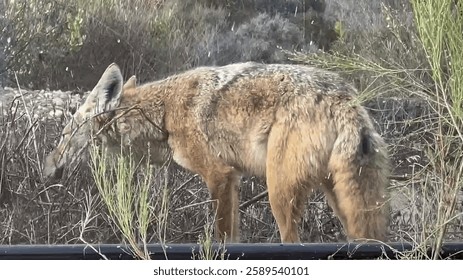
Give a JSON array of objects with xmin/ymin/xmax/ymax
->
[
  {"xmin": 53, "ymin": 109, "xmax": 63, "ymax": 118},
  {"xmin": 52, "ymin": 97, "xmax": 65, "ymax": 107}
]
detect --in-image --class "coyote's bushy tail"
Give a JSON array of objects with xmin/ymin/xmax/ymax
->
[{"xmin": 328, "ymin": 107, "xmax": 390, "ymax": 240}]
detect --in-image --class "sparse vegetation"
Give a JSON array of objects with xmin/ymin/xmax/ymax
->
[
  {"xmin": 88, "ymin": 144, "xmax": 159, "ymax": 259},
  {"xmin": 0, "ymin": 0, "xmax": 462, "ymax": 260}
]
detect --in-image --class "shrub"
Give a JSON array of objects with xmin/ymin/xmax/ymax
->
[{"xmin": 1, "ymin": 0, "xmax": 339, "ymax": 90}]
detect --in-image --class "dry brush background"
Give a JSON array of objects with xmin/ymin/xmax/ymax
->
[{"xmin": 1, "ymin": 0, "xmax": 462, "ymax": 246}]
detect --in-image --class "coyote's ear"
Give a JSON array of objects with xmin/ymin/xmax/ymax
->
[
  {"xmin": 123, "ymin": 75, "xmax": 136, "ymax": 90},
  {"xmin": 89, "ymin": 63, "xmax": 123, "ymax": 114}
]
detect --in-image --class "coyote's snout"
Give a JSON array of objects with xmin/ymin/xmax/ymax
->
[{"xmin": 44, "ymin": 62, "xmax": 390, "ymax": 243}]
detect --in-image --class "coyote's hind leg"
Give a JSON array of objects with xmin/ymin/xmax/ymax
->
[{"xmin": 266, "ymin": 124, "xmax": 311, "ymax": 243}]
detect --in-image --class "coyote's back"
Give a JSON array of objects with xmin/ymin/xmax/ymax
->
[{"xmin": 44, "ymin": 62, "xmax": 390, "ymax": 243}]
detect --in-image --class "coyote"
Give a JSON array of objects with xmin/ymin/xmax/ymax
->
[{"xmin": 44, "ymin": 62, "xmax": 390, "ymax": 243}]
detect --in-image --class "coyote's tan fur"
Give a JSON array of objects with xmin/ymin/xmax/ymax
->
[{"xmin": 44, "ymin": 62, "xmax": 390, "ymax": 243}]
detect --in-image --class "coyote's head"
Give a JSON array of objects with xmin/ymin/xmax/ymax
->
[{"xmin": 43, "ymin": 63, "xmax": 137, "ymax": 179}]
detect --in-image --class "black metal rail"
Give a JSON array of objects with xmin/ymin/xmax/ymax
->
[{"xmin": 1, "ymin": 242, "xmax": 463, "ymax": 260}]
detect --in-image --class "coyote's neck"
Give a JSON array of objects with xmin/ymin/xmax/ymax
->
[{"xmin": 115, "ymin": 84, "xmax": 171, "ymax": 165}]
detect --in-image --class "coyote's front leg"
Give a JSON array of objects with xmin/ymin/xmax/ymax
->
[{"xmin": 203, "ymin": 165, "xmax": 241, "ymax": 243}]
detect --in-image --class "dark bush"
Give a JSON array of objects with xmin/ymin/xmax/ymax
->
[{"xmin": 0, "ymin": 0, "xmax": 339, "ymax": 90}]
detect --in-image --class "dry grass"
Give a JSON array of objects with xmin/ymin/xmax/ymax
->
[{"xmin": 1, "ymin": 86, "xmax": 462, "ymax": 250}]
